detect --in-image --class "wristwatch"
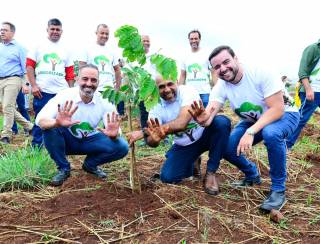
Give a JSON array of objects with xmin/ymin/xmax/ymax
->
[{"xmin": 246, "ymin": 128, "xmax": 255, "ymax": 136}]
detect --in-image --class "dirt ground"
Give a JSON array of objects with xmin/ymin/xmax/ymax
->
[{"xmin": 0, "ymin": 114, "xmax": 319, "ymax": 243}]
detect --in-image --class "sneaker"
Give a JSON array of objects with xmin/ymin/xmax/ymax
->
[
  {"xmin": 203, "ymin": 172, "xmax": 219, "ymax": 195},
  {"xmin": 0, "ymin": 137, "xmax": 10, "ymax": 144},
  {"xmin": 82, "ymin": 164, "xmax": 107, "ymax": 178},
  {"xmin": 51, "ymin": 170, "xmax": 71, "ymax": 186},
  {"xmin": 260, "ymin": 191, "xmax": 286, "ymax": 212},
  {"xmin": 231, "ymin": 175, "xmax": 262, "ymax": 188}
]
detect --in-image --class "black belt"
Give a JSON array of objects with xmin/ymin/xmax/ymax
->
[{"xmin": 0, "ymin": 75, "xmax": 21, "ymax": 80}]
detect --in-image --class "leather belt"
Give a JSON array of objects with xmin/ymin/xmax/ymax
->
[{"xmin": 0, "ymin": 75, "xmax": 21, "ymax": 80}]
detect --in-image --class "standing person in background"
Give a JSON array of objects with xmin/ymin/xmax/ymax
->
[
  {"xmin": 286, "ymin": 39, "xmax": 320, "ymax": 149},
  {"xmin": 0, "ymin": 21, "xmax": 33, "ymax": 144},
  {"xmin": 26, "ymin": 18, "xmax": 75, "ymax": 148},
  {"xmin": 179, "ymin": 29, "xmax": 216, "ymax": 108}
]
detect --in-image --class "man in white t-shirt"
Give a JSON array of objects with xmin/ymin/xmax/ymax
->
[
  {"xmin": 179, "ymin": 29, "xmax": 216, "ymax": 108},
  {"xmin": 78, "ymin": 24, "xmax": 121, "ymax": 92},
  {"xmin": 26, "ymin": 18, "xmax": 75, "ymax": 148},
  {"xmin": 36, "ymin": 64, "xmax": 129, "ymax": 186},
  {"xmin": 190, "ymin": 46, "xmax": 299, "ymax": 211},
  {"xmin": 128, "ymin": 76, "xmax": 231, "ymax": 195}
]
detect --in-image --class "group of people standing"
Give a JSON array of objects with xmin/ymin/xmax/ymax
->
[{"xmin": 1, "ymin": 18, "xmax": 319, "ymax": 213}]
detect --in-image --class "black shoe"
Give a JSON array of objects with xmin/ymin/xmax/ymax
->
[
  {"xmin": 82, "ymin": 164, "xmax": 107, "ymax": 178},
  {"xmin": 231, "ymin": 175, "xmax": 261, "ymax": 187},
  {"xmin": 260, "ymin": 191, "xmax": 286, "ymax": 212},
  {"xmin": 0, "ymin": 137, "xmax": 10, "ymax": 144},
  {"xmin": 51, "ymin": 170, "xmax": 70, "ymax": 186}
]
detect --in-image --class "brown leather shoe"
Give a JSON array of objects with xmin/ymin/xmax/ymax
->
[
  {"xmin": 193, "ymin": 157, "xmax": 202, "ymax": 179},
  {"xmin": 204, "ymin": 172, "xmax": 219, "ymax": 195}
]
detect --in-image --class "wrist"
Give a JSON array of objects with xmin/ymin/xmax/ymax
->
[{"xmin": 246, "ymin": 127, "xmax": 255, "ymax": 136}]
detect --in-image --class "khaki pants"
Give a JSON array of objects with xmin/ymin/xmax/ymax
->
[{"xmin": 0, "ymin": 76, "xmax": 33, "ymax": 138}]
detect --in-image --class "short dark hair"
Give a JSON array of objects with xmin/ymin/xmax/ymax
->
[
  {"xmin": 79, "ymin": 63, "xmax": 99, "ymax": 75},
  {"xmin": 96, "ymin": 24, "xmax": 108, "ymax": 31},
  {"xmin": 188, "ymin": 29, "xmax": 201, "ymax": 40},
  {"xmin": 48, "ymin": 18, "xmax": 62, "ymax": 27},
  {"xmin": 208, "ymin": 45, "xmax": 235, "ymax": 62},
  {"xmin": 2, "ymin": 22, "xmax": 15, "ymax": 32}
]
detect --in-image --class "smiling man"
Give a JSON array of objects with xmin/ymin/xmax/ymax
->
[
  {"xmin": 128, "ymin": 76, "xmax": 231, "ymax": 195},
  {"xmin": 189, "ymin": 45, "xmax": 300, "ymax": 211},
  {"xmin": 26, "ymin": 18, "xmax": 75, "ymax": 148},
  {"xmin": 36, "ymin": 64, "xmax": 128, "ymax": 186}
]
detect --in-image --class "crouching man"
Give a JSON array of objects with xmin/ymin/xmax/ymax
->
[
  {"xmin": 128, "ymin": 75, "xmax": 231, "ymax": 195},
  {"xmin": 35, "ymin": 64, "xmax": 129, "ymax": 186}
]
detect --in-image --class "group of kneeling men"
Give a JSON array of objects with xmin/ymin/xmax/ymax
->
[{"xmin": 36, "ymin": 45, "xmax": 301, "ymax": 213}]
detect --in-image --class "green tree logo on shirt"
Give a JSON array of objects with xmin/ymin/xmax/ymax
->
[
  {"xmin": 94, "ymin": 55, "xmax": 110, "ymax": 71},
  {"xmin": 235, "ymin": 102, "xmax": 263, "ymax": 122},
  {"xmin": 43, "ymin": 53, "xmax": 62, "ymax": 71},
  {"xmin": 70, "ymin": 122, "xmax": 94, "ymax": 138},
  {"xmin": 187, "ymin": 63, "xmax": 202, "ymax": 79}
]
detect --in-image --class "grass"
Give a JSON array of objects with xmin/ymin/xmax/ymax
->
[{"xmin": 0, "ymin": 146, "xmax": 56, "ymax": 190}]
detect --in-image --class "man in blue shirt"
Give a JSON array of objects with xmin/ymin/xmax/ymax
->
[{"xmin": 0, "ymin": 22, "xmax": 33, "ymax": 144}]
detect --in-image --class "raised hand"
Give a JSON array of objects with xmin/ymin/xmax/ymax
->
[
  {"xmin": 188, "ymin": 100, "xmax": 210, "ymax": 125},
  {"xmin": 56, "ymin": 100, "xmax": 80, "ymax": 127},
  {"xmin": 145, "ymin": 118, "xmax": 168, "ymax": 144},
  {"xmin": 98, "ymin": 112, "xmax": 120, "ymax": 139}
]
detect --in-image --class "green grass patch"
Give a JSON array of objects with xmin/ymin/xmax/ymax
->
[{"xmin": 0, "ymin": 146, "xmax": 56, "ymax": 191}]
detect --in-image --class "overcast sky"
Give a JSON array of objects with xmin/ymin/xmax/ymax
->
[{"xmin": 2, "ymin": 0, "xmax": 319, "ymax": 80}]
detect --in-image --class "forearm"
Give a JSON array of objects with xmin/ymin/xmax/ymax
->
[
  {"xmin": 249, "ymin": 107, "xmax": 284, "ymax": 134},
  {"xmin": 26, "ymin": 67, "xmax": 36, "ymax": 86},
  {"xmin": 38, "ymin": 118, "xmax": 58, "ymax": 130},
  {"xmin": 178, "ymin": 70, "xmax": 186, "ymax": 85},
  {"xmin": 67, "ymin": 79, "xmax": 75, "ymax": 87},
  {"xmin": 301, "ymin": 77, "xmax": 312, "ymax": 91}
]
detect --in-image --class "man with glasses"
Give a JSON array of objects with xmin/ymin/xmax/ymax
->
[
  {"xmin": 26, "ymin": 18, "xmax": 75, "ymax": 148},
  {"xmin": 0, "ymin": 21, "xmax": 33, "ymax": 144},
  {"xmin": 127, "ymin": 76, "xmax": 231, "ymax": 195}
]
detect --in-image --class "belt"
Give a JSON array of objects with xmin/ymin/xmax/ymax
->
[{"xmin": 0, "ymin": 75, "xmax": 21, "ymax": 80}]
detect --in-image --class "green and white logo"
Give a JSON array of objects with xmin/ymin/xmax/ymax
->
[
  {"xmin": 235, "ymin": 102, "xmax": 263, "ymax": 122},
  {"xmin": 94, "ymin": 55, "xmax": 110, "ymax": 71},
  {"xmin": 43, "ymin": 53, "xmax": 62, "ymax": 71},
  {"xmin": 187, "ymin": 63, "xmax": 202, "ymax": 79},
  {"xmin": 175, "ymin": 122, "xmax": 198, "ymax": 141},
  {"xmin": 70, "ymin": 122, "xmax": 94, "ymax": 138}
]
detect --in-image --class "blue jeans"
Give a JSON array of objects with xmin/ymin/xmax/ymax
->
[
  {"xmin": 200, "ymin": 93, "xmax": 209, "ymax": 108},
  {"xmin": 12, "ymin": 89, "xmax": 30, "ymax": 133},
  {"xmin": 160, "ymin": 115, "xmax": 231, "ymax": 183},
  {"xmin": 224, "ymin": 112, "xmax": 299, "ymax": 192},
  {"xmin": 32, "ymin": 92, "xmax": 56, "ymax": 147},
  {"xmin": 139, "ymin": 101, "xmax": 149, "ymax": 129},
  {"xmin": 43, "ymin": 127, "xmax": 129, "ymax": 171},
  {"xmin": 117, "ymin": 101, "xmax": 125, "ymax": 116},
  {"xmin": 286, "ymin": 92, "xmax": 320, "ymax": 149}
]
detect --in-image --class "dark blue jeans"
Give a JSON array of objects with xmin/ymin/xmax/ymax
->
[
  {"xmin": 200, "ymin": 93, "xmax": 209, "ymax": 108},
  {"xmin": 139, "ymin": 101, "xmax": 148, "ymax": 129},
  {"xmin": 43, "ymin": 127, "xmax": 129, "ymax": 171},
  {"xmin": 32, "ymin": 92, "xmax": 56, "ymax": 147},
  {"xmin": 286, "ymin": 92, "xmax": 320, "ymax": 149},
  {"xmin": 117, "ymin": 101, "xmax": 125, "ymax": 116},
  {"xmin": 160, "ymin": 115, "xmax": 231, "ymax": 183},
  {"xmin": 12, "ymin": 90, "xmax": 30, "ymax": 133},
  {"xmin": 224, "ymin": 112, "xmax": 299, "ymax": 192}
]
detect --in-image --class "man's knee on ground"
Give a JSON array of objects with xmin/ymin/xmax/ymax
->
[{"xmin": 160, "ymin": 170, "xmax": 181, "ymax": 184}]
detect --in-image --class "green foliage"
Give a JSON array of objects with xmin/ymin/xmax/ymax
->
[
  {"xmin": 114, "ymin": 25, "xmax": 146, "ymax": 65},
  {"xmin": 0, "ymin": 147, "xmax": 56, "ymax": 190},
  {"xmin": 150, "ymin": 53, "xmax": 178, "ymax": 81}
]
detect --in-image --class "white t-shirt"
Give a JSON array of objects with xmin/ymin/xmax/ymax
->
[
  {"xmin": 27, "ymin": 39, "xmax": 74, "ymax": 94},
  {"xmin": 35, "ymin": 87, "xmax": 117, "ymax": 139},
  {"xmin": 180, "ymin": 48, "xmax": 211, "ymax": 94},
  {"xmin": 79, "ymin": 44, "xmax": 119, "ymax": 91},
  {"xmin": 309, "ymin": 58, "xmax": 320, "ymax": 92},
  {"xmin": 149, "ymin": 85, "xmax": 204, "ymax": 146},
  {"xmin": 210, "ymin": 66, "xmax": 298, "ymax": 123}
]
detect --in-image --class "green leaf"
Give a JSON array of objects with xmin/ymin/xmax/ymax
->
[{"xmin": 150, "ymin": 54, "xmax": 178, "ymax": 81}]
